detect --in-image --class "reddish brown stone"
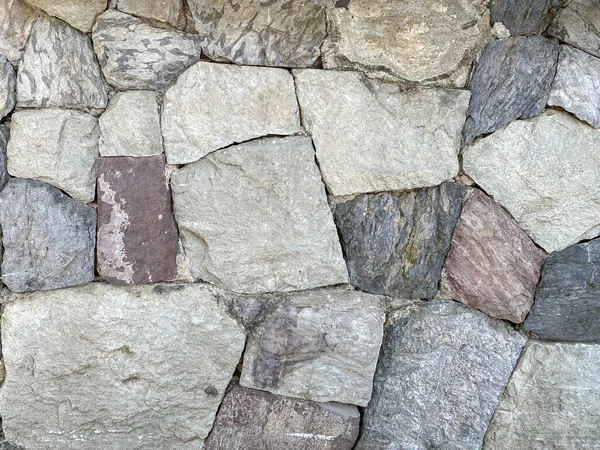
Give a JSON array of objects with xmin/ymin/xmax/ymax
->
[{"xmin": 97, "ymin": 155, "xmax": 178, "ymax": 284}]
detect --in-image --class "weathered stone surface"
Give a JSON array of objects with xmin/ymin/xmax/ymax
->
[
  {"xmin": 0, "ymin": 55, "xmax": 16, "ymax": 120},
  {"xmin": 490, "ymin": 0, "xmax": 567, "ymax": 35},
  {"xmin": 0, "ymin": 0, "xmax": 38, "ymax": 64},
  {"xmin": 483, "ymin": 342, "xmax": 600, "ymax": 450},
  {"xmin": 205, "ymin": 384, "xmax": 360, "ymax": 450},
  {"xmin": 117, "ymin": 0, "xmax": 185, "ymax": 29},
  {"xmin": 356, "ymin": 301, "xmax": 526, "ymax": 450},
  {"xmin": 99, "ymin": 91, "xmax": 163, "ymax": 157},
  {"xmin": 548, "ymin": 0, "xmax": 600, "ymax": 58},
  {"xmin": 162, "ymin": 62, "xmax": 300, "ymax": 164},
  {"xmin": 294, "ymin": 69, "xmax": 469, "ymax": 196},
  {"xmin": 171, "ymin": 136, "xmax": 348, "ymax": 294},
  {"xmin": 0, "ymin": 125, "xmax": 8, "ymax": 191},
  {"xmin": 240, "ymin": 288, "xmax": 385, "ymax": 407},
  {"xmin": 463, "ymin": 36, "xmax": 559, "ymax": 142},
  {"xmin": 463, "ymin": 110, "xmax": 600, "ymax": 253},
  {"xmin": 7, "ymin": 109, "xmax": 98, "ymax": 203},
  {"xmin": 24, "ymin": 0, "xmax": 107, "ymax": 33},
  {"xmin": 334, "ymin": 182, "xmax": 465, "ymax": 300},
  {"xmin": 322, "ymin": 0, "xmax": 492, "ymax": 87},
  {"xmin": 0, "ymin": 283, "xmax": 246, "ymax": 450},
  {"xmin": 0, "ymin": 179, "xmax": 96, "ymax": 292}
]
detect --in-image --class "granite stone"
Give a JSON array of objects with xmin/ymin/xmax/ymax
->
[
  {"xmin": 0, "ymin": 55, "xmax": 16, "ymax": 120},
  {"xmin": 23, "ymin": 0, "xmax": 107, "ymax": 33},
  {"xmin": 0, "ymin": 0, "xmax": 38, "ymax": 64},
  {"xmin": 548, "ymin": 0, "xmax": 600, "ymax": 58},
  {"xmin": 490, "ymin": 0, "xmax": 567, "ymax": 35},
  {"xmin": 116, "ymin": 0, "xmax": 185, "ymax": 29}
]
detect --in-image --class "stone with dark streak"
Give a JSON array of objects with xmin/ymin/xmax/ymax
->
[
  {"xmin": 548, "ymin": 0, "xmax": 600, "ymax": 58},
  {"xmin": 490, "ymin": 0, "xmax": 567, "ymax": 36},
  {"xmin": 0, "ymin": 55, "xmax": 16, "ymax": 120},
  {"xmin": 0, "ymin": 125, "xmax": 9, "ymax": 191}
]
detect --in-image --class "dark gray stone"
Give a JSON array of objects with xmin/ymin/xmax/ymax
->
[
  {"xmin": 334, "ymin": 182, "xmax": 465, "ymax": 299},
  {"xmin": 0, "ymin": 54, "xmax": 15, "ymax": 120},
  {"xmin": 0, "ymin": 125, "xmax": 9, "ymax": 191},
  {"xmin": 548, "ymin": 0, "xmax": 600, "ymax": 58},
  {"xmin": 490, "ymin": 0, "xmax": 567, "ymax": 36}
]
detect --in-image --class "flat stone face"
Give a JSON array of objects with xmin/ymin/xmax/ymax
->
[
  {"xmin": 490, "ymin": 0, "xmax": 567, "ymax": 35},
  {"xmin": 16, "ymin": 15, "xmax": 107, "ymax": 109},
  {"xmin": 240, "ymin": 288, "xmax": 385, "ymax": 407},
  {"xmin": 171, "ymin": 136, "xmax": 348, "ymax": 294},
  {"xmin": 162, "ymin": 62, "xmax": 300, "ymax": 164},
  {"xmin": 463, "ymin": 36, "xmax": 559, "ymax": 142},
  {"xmin": 0, "ymin": 55, "xmax": 16, "ymax": 120},
  {"xmin": 0, "ymin": 283, "xmax": 246, "ymax": 450},
  {"xmin": 548, "ymin": 0, "xmax": 600, "ymax": 58},
  {"xmin": 116, "ymin": 0, "xmax": 185, "ymax": 29},
  {"xmin": 483, "ymin": 342, "xmax": 600, "ymax": 450},
  {"xmin": 0, "ymin": 0, "xmax": 38, "ymax": 64},
  {"xmin": 463, "ymin": 111, "xmax": 600, "ymax": 253},
  {"xmin": 356, "ymin": 301, "xmax": 526, "ymax": 450},
  {"xmin": 334, "ymin": 182, "xmax": 465, "ymax": 300},
  {"xmin": 204, "ymin": 384, "xmax": 360, "ymax": 450},
  {"xmin": 0, "ymin": 179, "xmax": 96, "ymax": 292},
  {"xmin": 7, "ymin": 109, "xmax": 99, "ymax": 203},
  {"xmin": 293, "ymin": 69, "xmax": 469, "ymax": 196},
  {"xmin": 322, "ymin": 0, "xmax": 492, "ymax": 87},
  {"xmin": 187, "ymin": 0, "xmax": 326, "ymax": 67},
  {"xmin": 24, "ymin": 0, "xmax": 107, "ymax": 33},
  {"xmin": 92, "ymin": 10, "xmax": 201, "ymax": 90}
]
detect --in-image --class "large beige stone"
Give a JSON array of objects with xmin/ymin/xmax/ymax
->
[
  {"xmin": 0, "ymin": 0, "xmax": 39, "ymax": 64},
  {"xmin": 24, "ymin": 0, "xmax": 107, "ymax": 33}
]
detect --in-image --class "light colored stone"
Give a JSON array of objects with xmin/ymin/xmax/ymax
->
[
  {"xmin": 0, "ymin": 0, "xmax": 39, "ymax": 64},
  {"xmin": 0, "ymin": 283, "xmax": 246, "ymax": 450},
  {"xmin": 293, "ymin": 69, "xmax": 469, "ymax": 196},
  {"xmin": 463, "ymin": 110, "xmax": 600, "ymax": 253},
  {"xmin": 548, "ymin": 0, "xmax": 600, "ymax": 58},
  {"xmin": 0, "ymin": 55, "xmax": 16, "ymax": 119},
  {"xmin": 492, "ymin": 22, "xmax": 511, "ymax": 38},
  {"xmin": 24, "ymin": 0, "xmax": 107, "ymax": 33},
  {"xmin": 116, "ymin": 0, "xmax": 185, "ymax": 29},
  {"xmin": 171, "ymin": 136, "xmax": 348, "ymax": 294},
  {"xmin": 7, "ymin": 109, "xmax": 98, "ymax": 203},
  {"xmin": 162, "ymin": 62, "xmax": 300, "ymax": 164}
]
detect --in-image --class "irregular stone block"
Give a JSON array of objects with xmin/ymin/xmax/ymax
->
[
  {"xmin": 0, "ymin": 55, "xmax": 16, "ymax": 120},
  {"xmin": 92, "ymin": 10, "xmax": 201, "ymax": 90},
  {"xmin": 490, "ymin": 0, "xmax": 567, "ymax": 35},
  {"xmin": 116, "ymin": 0, "xmax": 185, "ymax": 29},
  {"xmin": 0, "ymin": 283, "xmax": 246, "ymax": 450},
  {"xmin": 240, "ymin": 288, "xmax": 385, "ymax": 407},
  {"xmin": 162, "ymin": 62, "xmax": 300, "ymax": 164},
  {"xmin": 483, "ymin": 342, "xmax": 600, "ymax": 450},
  {"xmin": 548, "ymin": 0, "xmax": 600, "ymax": 58},
  {"xmin": 23, "ymin": 0, "xmax": 107, "ymax": 33},
  {"xmin": 463, "ymin": 110, "xmax": 600, "ymax": 252},
  {"xmin": 171, "ymin": 136, "xmax": 348, "ymax": 294},
  {"xmin": 0, "ymin": 125, "xmax": 8, "ymax": 191},
  {"xmin": 293, "ymin": 69, "xmax": 469, "ymax": 196},
  {"xmin": 334, "ymin": 182, "xmax": 465, "ymax": 299},
  {"xmin": 463, "ymin": 36, "xmax": 559, "ymax": 142},
  {"xmin": 0, "ymin": 0, "xmax": 38, "ymax": 64},
  {"xmin": 205, "ymin": 384, "xmax": 360, "ymax": 450},
  {"xmin": 0, "ymin": 179, "xmax": 96, "ymax": 292},
  {"xmin": 356, "ymin": 301, "xmax": 526, "ymax": 450},
  {"xmin": 7, "ymin": 109, "xmax": 99, "ymax": 203}
]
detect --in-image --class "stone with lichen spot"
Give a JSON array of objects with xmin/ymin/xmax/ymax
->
[
  {"xmin": 548, "ymin": 0, "xmax": 600, "ymax": 58},
  {"xmin": 23, "ymin": 0, "xmax": 107, "ymax": 33},
  {"xmin": 0, "ymin": 0, "xmax": 39, "ymax": 64},
  {"xmin": 0, "ymin": 55, "xmax": 16, "ymax": 120}
]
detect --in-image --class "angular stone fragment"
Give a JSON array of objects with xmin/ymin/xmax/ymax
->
[
  {"xmin": 0, "ymin": 125, "xmax": 8, "ymax": 191},
  {"xmin": 0, "ymin": 55, "xmax": 16, "ymax": 120},
  {"xmin": 7, "ymin": 109, "xmax": 99, "ymax": 203},
  {"xmin": 334, "ymin": 182, "xmax": 465, "ymax": 299},
  {"xmin": 490, "ymin": 0, "xmax": 567, "ymax": 36},
  {"xmin": 205, "ymin": 384, "xmax": 360, "ymax": 450},
  {"xmin": 23, "ymin": 0, "xmax": 107, "ymax": 33},
  {"xmin": 483, "ymin": 342, "xmax": 600, "ymax": 450},
  {"xmin": 92, "ymin": 10, "xmax": 201, "ymax": 90},
  {"xmin": 0, "ymin": 0, "xmax": 38, "ymax": 64},
  {"xmin": 463, "ymin": 36, "xmax": 559, "ymax": 142},
  {"xmin": 117, "ymin": 0, "xmax": 185, "ymax": 29},
  {"xmin": 0, "ymin": 179, "xmax": 96, "ymax": 292},
  {"xmin": 171, "ymin": 136, "xmax": 348, "ymax": 294},
  {"xmin": 294, "ymin": 69, "xmax": 469, "ymax": 196},
  {"xmin": 162, "ymin": 62, "xmax": 300, "ymax": 164},
  {"xmin": 0, "ymin": 283, "xmax": 246, "ymax": 450},
  {"xmin": 356, "ymin": 301, "xmax": 526, "ymax": 450},
  {"xmin": 548, "ymin": 0, "xmax": 600, "ymax": 58}
]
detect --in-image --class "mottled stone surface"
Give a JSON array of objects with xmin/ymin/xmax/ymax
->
[
  {"xmin": 0, "ymin": 179, "xmax": 96, "ymax": 292},
  {"xmin": 0, "ymin": 125, "xmax": 8, "ymax": 190},
  {"xmin": 240, "ymin": 288, "xmax": 385, "ymax": 407},
  {"xmin": 171, "ymin": 136, "xmax": 348, "ymax": 294},
  {"xmin": 7, "ymin": 109, "xmax": 99, "ymax": 203},
  {"xmin": 548, "ymin": 0, "xmax": 600, "ymax": 58},
  {"xmin": 356, "ymin": 301, "xmax": 526, "ymax": 450},
  {"xmin": 162, "ymin": 62, "xmax": 300, "ymax": 164},
  {"xmin": 483, "ymin": 342, "xmax": 600, "ymax": 450},
  {"xmin": 92, "ymin": 10, "xmax": 201, "ymax": 90},
  {"xmin": 205, "ymin": 384, "xmax": 360, "ymax": 450},
  {"xmin": 0, "ymin": 0, "xmax": 38, "ymax": 64},
  {"xmin": 463, "ymin": 36, "xmax": 559, "ymax": 142},
  {"xmin": 0, "ymin": 55, "xmax": 16, "ymax": 120},
  {"xmin": 294, "ymin": 69, "xmax": 469, "ymax": 196},
  {"xmin": 334, "ymin": 182, "xmax": 465, "ymax": 300},
  {"xmin": 490, "ymin": 0, "xmax": 567, "ymax": 35},
  {"xmin": 463, "ymin": 110, "xmax": 600, "ymax": 253},
  {"xmin": 24, "ymin": 0, "xmax": 107, "ymax": 33},
  {"xmin": 117, "ymin": 0, "xmax": 185, "ymax": 29},
  {"xmin": 0, "ymin": 283, "xmax": 246, "ymax": 450}
]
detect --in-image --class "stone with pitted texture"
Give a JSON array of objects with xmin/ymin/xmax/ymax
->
[
  {"xmin": 0, "ymin": 55, "xmax": 16, "ymax": 120},
  {"xmin": 0, "ymin": 0, "xmax": 38, "ymax": 64},
  {"xmin": 116, "ymin": 0, "xmax": 185, "ymax": 29},
  {"xmin": 23, "ymin": 0, "xmax": 107, "ymax": 33},
  {"xmin": 490, "ymin": 0, "xmax": 567, "ymax": 35},
  {"xmin": 548, "ymin": 0, "xmax": 600, "ymax": 58}
]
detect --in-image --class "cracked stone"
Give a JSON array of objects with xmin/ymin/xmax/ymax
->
[
  {"xmin": 116, "ymin": 0, "xmax": 185, "ymax": 29},
  {"xmin": 0, "ymin": 0, "xmax": 39, "ymax": 64},
  {"xmin": 0, "ymin": 55, "xmax": 16, "ymax": 120},
  {"xmin": 23, "ymin": 0, "xmax": 107, "ymax": 33},
  {"xmin": 490, "ymin": 0, "xmax": 567, "ymax": 36},
  {"xmin": 548, "ymin": 0, "xmax": 600, "ymax": 58}
]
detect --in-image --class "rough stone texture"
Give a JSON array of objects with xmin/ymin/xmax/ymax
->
[
  {"xmin": 548, "ymin": 0, "xmax": 600, "ymax": 58},
  {"xmin": 99, "ymin": 91, "xmax": 163, "ymax": 157},
  {"xmin": 0, "ymin": 125, "xmax": 8, "ymax": 191},
  {"xmin": 356, "ymin": 301, "xmax": 526, "ymax": 450},
  {"xmin": 548, "ymin": 45, "xmax": 600, "ymax": 128},
  {"xmin": 23, "ymin": 0, "xmax": 107, "ymax": 33},
  {"xmin": 205, "ymin": 384, "xmax": 360, "ymax": 450},
  {"xmin": 97, "ymin": 156, "xmax": 179, "ymax": 285},
  {"xmin": 187, "ymin": 0, "xmax": 326, "ymax": 67},
  {"xmin": 162, "ymin": 62, "xmax": 300, "ymax": 164},
  {"xmin": 92, "ymin": 10, "xmax": 201, "ymax": 90},
  {"xmin": 171, "ymin": 136, "xmax": 348, "ymax": 294},
  {"xmin": 0, "ymin": 55, "xmax": 16, "ymax": 120},
  {"xmin": 240, "ymin": 288, "xmax": 385, "ymax": 407},
  {"xmin": 322, "ymin": 0, "xmax": 492, "ymax": 87},
  {"xmin": 483, "ymin": 342, "xmax": 600, "ymax": 450},
  {"xmin": 116, "ymin": 0, "xmax": 185, "ymax": 29},
  {"xmin": 0, "ymin": 0, "xmax": 38, "ymax": 64},
  {"xmin": 7, "ymin": 109, "xmax": 99, "ymax": 203},
  {"xmin": 0, "ymin": 179, "xmax": 96, "ymax": 292},
  {"xmin": 294, "ymin": 69, "xmax": 469, "ymax": 196},
  {"xmin": 463, "ymin": 110, "xmax": 600, "ymax": 253},
  {"xmin": 334, "ymin": 182, "xmax": 465, "ymax": 300},
  {"xmin": 490, "ymin": 0, "xmax": 567, "ymax": 35},
  {"xmin": 0, "ymin": 283, "xmax": 246, "ymax": 450},
  {"xmin": 463, "ymin": 36, "xmax": 559, "ymax": 142}
]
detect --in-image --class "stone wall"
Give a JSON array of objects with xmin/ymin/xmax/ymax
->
[{"xmin": 0, "ymin": 0, "xmax": 598, "ymax": 449}]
